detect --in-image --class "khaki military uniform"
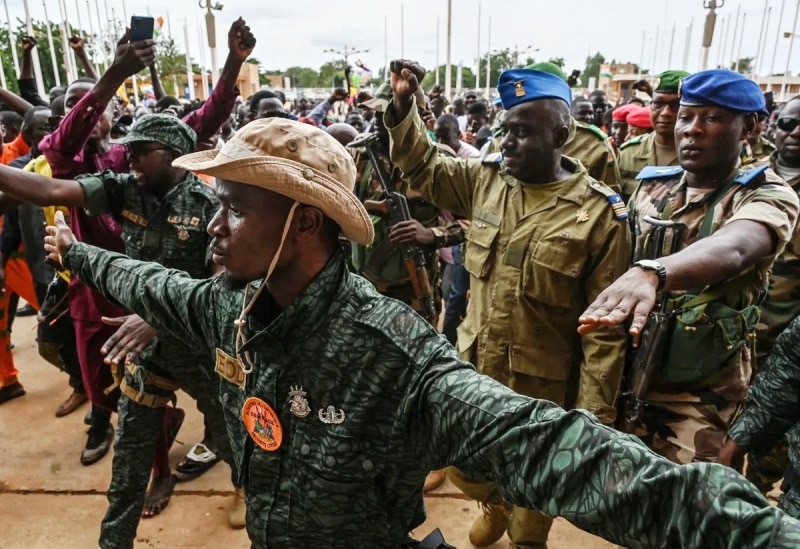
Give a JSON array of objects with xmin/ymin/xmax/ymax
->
[
  {"xmin": 350, "ymin": 141, "xmax": 464, "ymax": 317},
  {"xmin": 618, "ymin": 132, "xmax": 681, "ymax": 202},
  {"xmin": 630, "ymin": 164, "xmax": 799, "ymax": 466},
  {"xmin": 567, "ymin": 121, "xmax": 620, "ymax": 192},
  {"xmin": 742, "ymin": 136, "xmax": 778, "ymax": 166},
  {"xmin": 387, "ymin": 103, "xmax": 631, "ymax": 546}
]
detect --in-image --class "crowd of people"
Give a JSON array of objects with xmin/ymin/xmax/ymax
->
[{"xmin": 2, "ymin": 12, "xmax": 800, "ymax": 549}]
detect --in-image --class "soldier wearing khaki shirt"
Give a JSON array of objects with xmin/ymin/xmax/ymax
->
[
  {"xmin": 617, "ymin": 70, "xmax": 689, "ymax": 201},
  {"xmin": 387, "ymin": 64, "xmax": 631, "ymax": 548}
]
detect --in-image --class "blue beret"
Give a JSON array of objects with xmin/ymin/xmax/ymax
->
[
  {"xmin": 498, "ymin": 69, "xmax": 572, "ymax": 110},
  {"xmin": 679, "ymin": 69, "xmax": 766, "ymax": 114}
]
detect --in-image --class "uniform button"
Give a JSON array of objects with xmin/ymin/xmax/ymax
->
[
  {"xmin": 300, "ymin": 444, "xmax": 310, "ymax": 455},
  {"xmin": 303, "ymin": 168, "xmax": 315, "ymax": 180},
  {"xmin": 325, "ymin": 456, "xmax": 336, "ymax": 467},
  {"xmin": 287, "ymin": 139, "xmax": 298, "ymax": 152},
  {"xmin": 361, "ymin": 303, "xmax": 373, "ymax": 312},
  {"xmin": 362, "ymin": 459, "xmax": 373, "ymax": 471}
]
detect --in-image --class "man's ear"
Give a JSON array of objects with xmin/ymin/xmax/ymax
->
[
  {"xmin": 741, "ymin": 113, "xmax": 758, "ymax": 142},
  {"xmin": 554, "ymin": 125, "xmax": 570, "ymax": 150},
  {"xmin": 295, "ymin": 206, "xmax": 325, "ymax": 242}
]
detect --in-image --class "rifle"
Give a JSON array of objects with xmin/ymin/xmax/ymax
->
[
  {"xmin": 348, "ymin": 133, "xmax": 437, "ymax": 322},
  {"xmin": 618, "ymin": 215, "xmax": 685, "ymax": 433}
]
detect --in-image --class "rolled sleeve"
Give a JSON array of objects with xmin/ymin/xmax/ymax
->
[
  {"xmin": 728, "ymin": 180, "xmax": 800, "ymax": 251},
  {"xmin": 75, "ymin": 170, "xmax": 132, "ymax": 218}
]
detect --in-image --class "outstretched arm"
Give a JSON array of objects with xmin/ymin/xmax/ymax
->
[
  {"xmin": 68, "ymin": 36, "xmax": 97, "ymax": 80},
  {"xmin": 18, "ymin": 36, "xmax": 48, "ymax": 107},
  {"xmin": 0, "ymin": 163, "xmax": 86, "ymax": 208},
  {"xmin": 148, "ymin": 62, "xmax": 166, "ymax": 100}
]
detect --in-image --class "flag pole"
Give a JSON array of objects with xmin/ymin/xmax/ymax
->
[
  {"xmin": 22, "ymin": 0, "xmax": 46, "ymax": 97},
  {"xmin": 42, "ymin": 0, "xmax": 61, "ymax": 87}
]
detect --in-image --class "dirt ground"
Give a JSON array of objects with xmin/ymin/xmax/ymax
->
[{"xmin": 0, "ymin": 312, "xmax": 618, "ymax": 548}]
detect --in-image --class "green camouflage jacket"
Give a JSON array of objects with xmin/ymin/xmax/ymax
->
[
  {"xmin": 63, "ymin": 241, "xmax": 800, "ymax": 549},
  {"xmin": 728, "ymin": 314, "xmax": 800, "ymax": 493}
]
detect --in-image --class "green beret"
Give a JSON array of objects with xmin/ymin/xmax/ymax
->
[
  {"xmin": 524, "ymin": 62, "xmax": 568, "ymax": 82},
  {"xmin": 118, "ymin": 114, "xmax": 197, "ymax": 156},
  {"xmin": 654, "ymin": 70, "xmax": 691, "ymax": 94}
]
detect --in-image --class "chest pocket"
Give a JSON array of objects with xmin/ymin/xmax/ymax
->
[
  {"xmin": 464, "ymin": 220, "xmax": 500, "ymax": 278},
  {"xmin": 288, "ymin": 422, "xmax": 388, "ymax": 541},
  {"xmin": 120, "ymin": 223, "xmax": 150, "ymax": 261},
  {"xmin": 523, "ymin": 240, "xmax": 586, "ymax": 307},
  {"xmin": 163, "ymin": 224, "xmax": 209, "ymax": 277}
]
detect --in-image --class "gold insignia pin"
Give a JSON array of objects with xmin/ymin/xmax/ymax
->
[
  {"xmin": 576, "ymin": 210, "xmax": 590, "ymax": 223},
  {"xmin": 514, "ymin": 81, "xmax": 526, "ymax": 97}
]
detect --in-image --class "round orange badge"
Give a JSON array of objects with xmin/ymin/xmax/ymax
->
[{"xmin": 241, "ymin": 397, "xmax": 283, "ymax": 452}]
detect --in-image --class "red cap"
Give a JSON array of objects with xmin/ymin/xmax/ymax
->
[
  {"xmin": 612, "ymin": 104, "xmax": 637, "ymax": 122},
  {"xmin": 626, "ymin": 106, "xmax": 653, "ymax": 129}
]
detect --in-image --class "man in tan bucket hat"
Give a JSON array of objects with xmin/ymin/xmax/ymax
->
[{"xmin": 44, "ymin": 118, "xmax": 800, "ymax": 548}]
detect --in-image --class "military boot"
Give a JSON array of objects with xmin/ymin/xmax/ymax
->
[{"xmin": 468, "ymin": 501, "xmax": 511, "ymax": 547}]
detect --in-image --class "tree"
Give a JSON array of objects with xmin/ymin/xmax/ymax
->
[
  {"xmin": 548, "ymin": 57, "xmax": 566, "ymax": 69},
  {"xmin": 731, "ymin": 57, "xmax": 754, "ymax": 74},
  {"xmin": 581, "ymin": 52, "xmax": 606, "ymax": 87},
  {"xmin": 284, "ymin": 66, "xmax": 319, "ymax": 88},
  {"xmin": 154, "ymin": 36, "xmax": 190, "ymax": 97},
  {"xmin": 317, "ymin": 60, "xmax": 346, "ymax": 88}
]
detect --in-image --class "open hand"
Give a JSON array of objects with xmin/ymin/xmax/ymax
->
[
  {"xmin": 228, "ymin": 17, "xmax": 256, "ymax": 63},
  {"xmin": 577, "ymin": 266, "xmax": 659, "ymax": 346},
  {"xmin": 100, "ymin": 314, "xmax": 158, "ymax": 366},
  {"xmin": 44, "ymin": 211, "xmax": 75, "ymax": 269}
]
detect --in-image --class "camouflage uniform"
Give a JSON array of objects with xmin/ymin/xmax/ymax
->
[
  {"xmin": 618, "ymin": 131, "xmax": 681, "ymax": 202},
  {"xmin": 728, "ymin": 314, "xmax": 800, "ymax": 518},
  {"xmin": 742, "ymin": 136, "xmax": 778, "ymax": 166},
  {"xmin": 387, "ymin": 102, "xmax": 631, "ymax": 545},
  {"xmin": 76, "ymin": 168, "xmax": 235, "ymax": 548},
  {"xmin": 744, "ymin": 153, "xmax": 800, "ymax": 493},
  {"xmin": 62, "ymin": 240, "xmax": 800, "ymax": 549},
  {"xmin": 629, "ymin": 164, "xmax": 799, "ymax": 465},
  {"xmin": 350, "ymin": 141, "xmax": 464, "ymax": 317}
]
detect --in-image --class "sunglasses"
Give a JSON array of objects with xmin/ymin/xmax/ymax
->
[
  {"xmin": 650, "ymin": 100, "xmax": 681, "ymax": 112},
  {"xmin": 778, "ymin": 118, "xmax": 800, "ymax": 133}
]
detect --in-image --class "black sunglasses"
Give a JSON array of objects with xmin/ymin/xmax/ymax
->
[{"xmin": 778, "ymin": 117, "xmax": 800, "ymax": 133}]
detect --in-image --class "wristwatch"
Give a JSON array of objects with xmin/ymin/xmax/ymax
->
[{"xmin": 633, "ymin": 259, "xmax": 667, "ymax": 291}]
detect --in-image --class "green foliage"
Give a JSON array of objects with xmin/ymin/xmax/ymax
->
[
  {"xmin": 731, "ymin": 57, "xmax": 754, "ymax": 74},
  {"xmin": 581, "ymin": 52, "xmax": 606, "ymax": 87}
]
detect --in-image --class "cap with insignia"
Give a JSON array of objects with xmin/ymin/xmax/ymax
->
[
  {"xmin": 524, "ymin": 61, "xmax": 568, "ymax": 82},
  {"xmin": 497, "ymin": 69, "xmax": 572, "ymax": 110},
  {"xmin": 679, "ymin": 69, "xmax": 767, "ymax": 115},
  {"xmin": 654, "ymin": 70, "xmax": 690, "ymax": 94},
  {"xmin": 116, "ymin": 114, "xmax": 197, "ymax": 156}
]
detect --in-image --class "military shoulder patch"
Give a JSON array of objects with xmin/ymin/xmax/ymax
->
[
  {"xmin": 481, "ymin": 152, "xmax": 504, "ymax": 164},
  {"xmin": 636, "ymin": 165, "xmax": 685, "ymax": 180},
  {"xmin": 619, "ymin": 134, "xmax": 645, "ymax": 150},
  {"xmin": 588, "ymin": 181, "xmax": 629, "ymax": 220},
  {"xmin": 575, "ymin": 121, "xmax": 609, "ymax": 141},
  {"xmin": 734, "ymin": 164, "xmax": 769, "ymax": 186}
]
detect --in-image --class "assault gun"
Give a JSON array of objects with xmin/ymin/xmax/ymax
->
[
  {"xmin": 618, "ymin": 215, "xmax": 685, "ymax": 433},
  {"xmin": 348, "ymin": 133, "xmax": 437, "ymax": 323}
]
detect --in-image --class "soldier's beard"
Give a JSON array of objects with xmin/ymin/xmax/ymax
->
[{"xmin": 218, "ymin": 274, "xmax": 250, "ymax": 291}]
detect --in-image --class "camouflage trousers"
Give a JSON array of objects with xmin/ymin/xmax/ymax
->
[
  {"xmin": 636, "ymin": 393, "xmax": 740, "ymax": 466},
  {"xmin": 447, "ymin": 369, "xmax": 568, "ymax": 546},
  {"xmin": 746, "ymin": 438, "xmax": 789, "ymax": 495},
  {"xmin": 99, "ymin": 356, "xmax": 236, "ymax": 549}
]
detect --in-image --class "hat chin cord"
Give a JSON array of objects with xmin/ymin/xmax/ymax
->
[{"xmin": 234, "ymin": 201, "xmax": 300, "ymax": 376}]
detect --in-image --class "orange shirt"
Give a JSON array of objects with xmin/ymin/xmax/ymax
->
[{"xmin": 0, "ymin": 133, "xmax": 31, "ymax": 165}]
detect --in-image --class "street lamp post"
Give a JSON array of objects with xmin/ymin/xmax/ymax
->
[
  {"xmin": 199, "ymin": 0, "xmax": 222, "ymax": 87},
  {"xmin": 700, "ymin": 0, "xmax": 724, "ymax": 71},
  {"xmin": 322, "ymin": 45, "xmax": 369, "ymax": 89}
]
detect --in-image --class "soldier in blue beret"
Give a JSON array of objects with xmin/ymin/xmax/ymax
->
[
  {"xmin": 387, "ymin": 60, "xmax": 631, "ymax": 548},
  {"xmin": 580, "ymin": 69, "xmax": 799, "ymax": 472}
]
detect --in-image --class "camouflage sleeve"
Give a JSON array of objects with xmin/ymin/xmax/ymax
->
[
  {"xmin": 729, "ymin": 179, "xmax": 800, "ymax": 251},
  {"xmin": 414, "ymin": 348, "xmax": 800, "ymax": 548},
  {"xmin": 62, "ymin": 241, "xmax": 219, "ymax": 354},
  {"xmin": 575, "ymin": 214, "xmax": 631, "ymax": 424},
  {"xmin": 385, "ymin": 97, "xmax": 481, "ymax": 219},
  {"xmin": 76, "ymin": 170, "xmax": 135, "ymax": 219},
  {"xmin": 728, "ymin": 316, "xmax": 800, "ymax": 453}
]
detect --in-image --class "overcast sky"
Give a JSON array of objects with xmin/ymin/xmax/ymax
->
[{"xmin": 1, "ymin": 0, "xmax": 792, "ymax": 81}]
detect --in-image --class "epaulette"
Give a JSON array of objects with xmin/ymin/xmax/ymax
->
[
  {"xmin": 481, "ymin": 152, "xmax": 503, "ymax": 164},
  {"xmin": 734, "ymin": 164, "xmax": 768, "ymax": 185},
  {"xmin": 619, "ymin": 134, "xmax": 645, "ymax": 150},
  {"xmin": 635, "ymin": 165, "xmax": 685, "ymax": 180},
  {"xmin": 575, "ymin": 120, "xmax": 609, "ymax": 140},
  {"xmin": 588, "ymin": 181, "xmax": 629, "ymax": 221}
]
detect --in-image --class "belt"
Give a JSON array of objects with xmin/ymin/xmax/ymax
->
[{"xmin": 106, "ymin": 360, "xmax": 181, "ymax": 408}]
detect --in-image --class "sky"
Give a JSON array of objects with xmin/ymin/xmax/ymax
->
[{"xmin": 0, "ymin": 0, "xmax": 793, "ymax": 83}]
